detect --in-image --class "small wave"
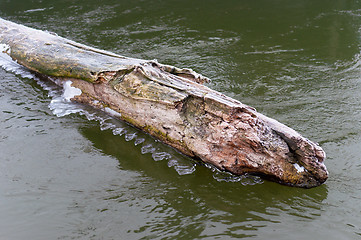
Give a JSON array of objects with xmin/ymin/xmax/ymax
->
[
  {"xmin": 244, "ymin": 48, "xmax": 304, "ymax": 55},
  {"xmin": 339, "ymin": 9, "xmax": 361, "ymax": 17},
  {"xmin": 338, "ymin": 53, "xmax": 361, "ymax": 74},
  {"xmin": 24, "ymin": 7, "xmax": 53, "ymax": 13},
  {"xmin": 167, "ymin": 158, "xmax": 196, "ymax": 175},
  {"xmin": 210, "ymin": 165, "xmax": 263, "ymax": 185}
]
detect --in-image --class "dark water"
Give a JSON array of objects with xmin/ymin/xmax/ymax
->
[{"xmin": 1, "ymin": 0, "xmax": 361, "ymax": 239}]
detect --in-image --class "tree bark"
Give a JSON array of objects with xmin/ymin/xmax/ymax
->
[{"xmin": 0, "ymin": 18, "xmax": 328, "ymax": 188}]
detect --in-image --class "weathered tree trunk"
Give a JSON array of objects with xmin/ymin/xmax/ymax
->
[{"xmin": 0, "ymin": 18, "xmax": 328, "ymax": 188}]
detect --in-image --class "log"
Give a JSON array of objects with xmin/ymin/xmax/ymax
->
[{"xmin": 0, "ymin": 18, "xmax": 328, "ymax": 188}]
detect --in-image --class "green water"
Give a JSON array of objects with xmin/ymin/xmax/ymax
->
[{"xmin": 1, "ymin": 0, "xmax": 361, "ymax": 239}]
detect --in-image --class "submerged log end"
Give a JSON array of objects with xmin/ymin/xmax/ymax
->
[
  {"xmin": 257, "ymin": 113, "xmax": 328, "ymax": 187},
  {"xmin": 213, "ymin": 111, "xmax": 328, "ymax": 188},
  {"xmin": 179, "ymin": 99, "xmax": 328, "ymax": 188}
]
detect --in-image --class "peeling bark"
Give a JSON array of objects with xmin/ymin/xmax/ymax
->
[{"xmin": 0, "ymin": 18, "xmax": 328, "ymax": 187}]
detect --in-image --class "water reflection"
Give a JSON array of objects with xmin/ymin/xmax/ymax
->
[{"xmin": 79, "ymin": 123, "xmax": 328, "ymax": 238}]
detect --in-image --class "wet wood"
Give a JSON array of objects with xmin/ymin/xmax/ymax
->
[{"xmin": 0, "ymin": 18, "xmax": 328, "ymax": 187}]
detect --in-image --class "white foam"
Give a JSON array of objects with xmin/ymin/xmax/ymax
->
[
  {"xmin": 62, "ymin": 80, "xmax": 82, "ymax": 102},
  {"xmin": 48, "ymin": 80, "xmax": 83, "ymax": 117},
  {"xmin": 293, "ymin": 163, "xmax": 305, "ymax": 173},
  {"xmin": 104, "ymin": 107, "xmax": 122, "ymax": 118}
]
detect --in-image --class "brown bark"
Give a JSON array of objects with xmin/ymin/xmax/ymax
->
[{"xmin": 0, "ymin": 18, "xmax": 328, "ymax": 187}]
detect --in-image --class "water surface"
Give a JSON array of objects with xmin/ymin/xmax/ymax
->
[{"xmin": 1, "ymin": 1, "xmax": 361, "ymax": 239}]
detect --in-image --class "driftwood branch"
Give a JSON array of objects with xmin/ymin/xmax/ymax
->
[{"xmin": 0, "ymin": 18, "xmax": 328, "ymax": 188}]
